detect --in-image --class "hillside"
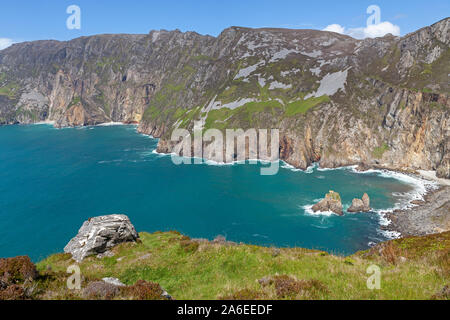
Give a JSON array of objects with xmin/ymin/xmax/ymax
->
[
  {"xmin": 0, "ymin": 19, "xmax": 449, "ymax": 177},
  {"xmin": 1, "ymin": 231, "xmax": 448, "ymax": 300}
]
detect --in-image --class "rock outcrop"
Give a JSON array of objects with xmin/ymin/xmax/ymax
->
[
  {"xmin": 348, "ymin": 193, "xmax": 371, "ymax": 213},
  {"xmin": 312, "ymin": 191, "xmax": 343, "ymax": 215},
  {"xmin": 64, "ymin": 214, "xmax": 139, "ymax": 262},
  {"xmin": 385, "ymin": 186, "xmax": 450, "ymax": 236}
]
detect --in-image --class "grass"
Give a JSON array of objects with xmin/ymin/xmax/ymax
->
[
  {"xmin": 204, "ymin": 100, "xmax": 284, "ymax": 130},
  {"xmin": 285, "ymin": 95, "xmax": 330, "ymax": 117},
  {"xmin": 0, "ymin": 82, "xmax": 20, "ymax": 99},
  {"xmin": 372, "ymin": 143, "xmax": 390, "ymax": 159},
  {"xmin": 191, "ymin": 55, "xmax": 213, "ymax": 62},
  {"xmin": 67, "ymin": 96, "xmax": 81, "ymax": 109},
  {"xmin": 35, "ymin": 231, "xmax": 450, "ymax": 300}
]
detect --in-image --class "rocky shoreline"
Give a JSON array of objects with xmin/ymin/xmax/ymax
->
[
  {"xmin": 142, "ymin": 132, "xmax": 450, "ymax": 238},
  {"xmin": 383, "ymin": 185, "xmax": 450, "ymax": 237}
]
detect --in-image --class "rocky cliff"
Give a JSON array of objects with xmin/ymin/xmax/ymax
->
[{"xmin": 0, "ymin": 18, "xmax": 449, "ymax": 177}]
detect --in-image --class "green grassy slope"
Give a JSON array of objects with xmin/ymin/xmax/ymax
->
[{"xmin": 33, "ymin": 231, "xmax": 449, "ymax": 300}]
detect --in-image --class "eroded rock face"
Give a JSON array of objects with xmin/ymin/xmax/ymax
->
[
  {"xmin": 348, "ymin": 193, "xmax": 371, "ymax": 213},
  {"xmin": 437, "ymin": 158, "xmax": 450, "ymax": 179},
  {"xmin": 312, "ymin": 191, "xmax": 343, "ymax": 215},
  {"xmin": 64, "ymin": 214, "xmax": 139, "ymax": 262},
  {"xmin": 0, "ymin": 19, "xmax": 449, "ymax": 176}
]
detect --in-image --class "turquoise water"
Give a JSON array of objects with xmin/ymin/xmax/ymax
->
[{"xmin": 0, "ymin": 124, "xmax": 419, "ymax": 261}]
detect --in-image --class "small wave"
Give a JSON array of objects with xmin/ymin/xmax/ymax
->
[
  {"xmin": 98, "ymin": 159, "xmax": 123, "ymax": 164},
  {"xmin": 311, "ymin": 224, "xmax": 332, "ymax": 229},
  {"xmin": 252, "ymin": 234, "xmax": 269, "ymax": 239},
  {"xmin": 317, "ymin": 165, "xmax": 357, "ymax": 172},
  {"xmin": 347, "ymin": 167, "xmax": 438, "ymax": 237},
  {"xmin": 281, "ymin": 161, "xmax": 316, "ymax": 173},
  {"xmin": 96, "ymin": 122, "xmax": 126, "ymax": 127},
  {"xmin": 33, "ymin": 121, "xmax": 55, "ymax": 126},
  {"xmin": 302, "ymin": 204, "xmax": 336, "ymax": 217},
  {"xmin": 378, "ymin": 228, "xmax": 401, "ymax": 240},
  {"xmin": 351, "ymin": 167, "xmax": 437, "ymax": 200},
  {"xmin": 204, "ymin": 160, "xmax": 235, "ymax": 166},
  {"xmin": 151, "ymin": 149, "xmax": 171, "ymax": 158}
]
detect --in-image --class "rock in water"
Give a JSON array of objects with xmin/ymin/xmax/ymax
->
[
  {"xmin": 64, "ymin": 214, "xmax": 139, "ymax": 262},
  {"xmin": 348, "ymin": 199, "xmax": 365, "ymax": 213},
  {"xmin": 312, "ymin": 191, "xmax": 343, "ymax": 216},
  {"xmin": 362, "ymin": 193, "xmax": 370, "ymax": 210},
  {"xmin": 348, "ymin": 193, "xmax": 371, "ymax": 212}
]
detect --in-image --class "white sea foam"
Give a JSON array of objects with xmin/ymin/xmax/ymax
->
[
  {"xmin": 353, "ymin": 167, "xmax": 438, "ymax": 207},
  {"xmin": 281, "ymin": 161, "xmax": 316, "ymax": 173},
  {"xmin": 252, "ymin": 234, "xmax": 269, "ymax": 239},
  {"xmin": 151, "ymin": 149, "xmax": 170, "ymax": 157},
  {"xmin": 96, "ymin": 122, "xmax": 126, "ymax": 126},
  {"xmin": 98, "ymin": 159, "xmax": 124, "ymax": 164},
  {"xmin": 140, "ymin": 147, "xmax": 437, "ymax": 241},
  {"xmin": 354, "ymin": 168, "xmax": 439, "ymax": 240},
  {"xmin": 302, "ymin": 204, "xmax": 336, "ymax": 217},
  {"xmin": 34, "ymin": 121, "xmax": 55, "ymax": 126},
  {"xmin": 281, "ymin": 162, "xmax": 301, "ymax": 172}
]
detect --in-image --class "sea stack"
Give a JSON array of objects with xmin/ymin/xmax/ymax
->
[
  {"xmin": 348, "ymin": 193, "xmax": 371, "ymax": 213},
  {"xmin": 312, "ymin": 191, "xmax": 343, "ymax": 216}
]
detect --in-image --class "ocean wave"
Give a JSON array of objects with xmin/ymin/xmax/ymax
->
[
  {"xmin": 281, "ymin": 161, "xmax": 316, "ymax": 173},
  {"xmin": 378, "ymin": 228, "xmax": 401, "ymax": 240},
  {"xmin": 311, "ymin": 224, "xmax": 332, "ymax": 229},
  {"xmin": 351, "ymin": 167, "xmax": 437, "ymax": 196},
  {"xmin": 302, "ymin": 204, "xmax": 336, "ymax": 217},
  {"xmin": 317, "ymin": 165, "xmax": 357, "ymax": 172},
  {"xmin": 151, "ymin": 149, "xmax": 171, "ymax": 157},
  {"xmin": 33, "ymin": 121, "xmax": 56, "ymax": 126},
  {"xmin": 96, "ymin": 122, "xmax": 126, "ymax": 127},
  {"xmin": 98, "ymin": 159, "xmax": 124, "ymax": 164},
  {"xmin": 345, "ymin": 166, "xmax": 438, "ymax": 239},
  {"xmin": 252, "ymin": 233, "xmax": 269, "ymax": 239}
]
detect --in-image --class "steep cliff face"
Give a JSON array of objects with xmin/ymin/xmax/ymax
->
[{"xmin": 0, "ymin": 19, "xmax": 449, "ymax": 176}]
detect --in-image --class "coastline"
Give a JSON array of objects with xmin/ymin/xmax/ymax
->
[
  {"xmin": 149, "ymin": 139, "xmax": 450, "ymax": 240},
  {"xmin": 383, "ymin": 184, "xmax": 450, "ymax": 237},
  {"xmin": 4, "ymin": 122, "xmax": 450, "ymax": 240}
]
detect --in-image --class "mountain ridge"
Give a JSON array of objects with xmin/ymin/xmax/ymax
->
[{"xmin": 0, "ymin": 18, "xmax": 449, "ymax": 177}]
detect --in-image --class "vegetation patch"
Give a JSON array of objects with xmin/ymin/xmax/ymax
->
[
  {"xmin": 67, "ymin": 96, "xmax": 81, "ymax": 109},
  {"xmin": 0, "ymin": 256, "xmax": 38, "ymax": 284},
  {"xmin": 0, "ymin": 82, "xmax": 20, "ymax": 99},
  {"xmin": 372, "ymin": 143, "xmax": 390, "ymax": 159},
  {"xmin": 29, "ymin": 231, "xmax": 449, "ymax": 300},
  {"xmin": 284, "ymin": 95, "xmax": 330, "ymax": 117},
  {"xmin": 122, "ymin": 280, "xmax": 165, "ymax": 300}
]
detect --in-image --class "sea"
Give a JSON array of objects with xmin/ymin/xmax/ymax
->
[{"xmin": 0, "ymin": 124, "xmax": 435, "ymax": 260}]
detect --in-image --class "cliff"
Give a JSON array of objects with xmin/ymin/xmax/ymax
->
[{"xmin": 0, "ymin": 19, "xmax": 449, "ymax": 177}]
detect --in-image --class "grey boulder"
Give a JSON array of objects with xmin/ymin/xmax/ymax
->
[
  {"xmin": 64, "ymin": 214, "xmax": 139, "ymax": 262},
  {"xmin": 348, "ymin": 193, "xmax": 371, "ymax": 213}
]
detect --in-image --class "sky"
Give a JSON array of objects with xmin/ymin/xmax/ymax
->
[{"xmin": 0, "ymin": 0, "xmax": 449, "ymax": 49}]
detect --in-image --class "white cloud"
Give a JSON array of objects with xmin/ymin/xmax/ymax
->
[
  {"xmin": 0, "ymin": 38, "xmax": 14, "ymax": 50},
  {"xmin": 323, "ymin": 21, "xmax": 400, "ymax": 39},
  {"xmin": 323, "ymin": 24, "xmax": 345, "ymax": 34}
]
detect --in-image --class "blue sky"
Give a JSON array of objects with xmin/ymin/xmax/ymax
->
[{"xmin": 0, "ymin": 0, "xmax": 448, "ymax": 48}]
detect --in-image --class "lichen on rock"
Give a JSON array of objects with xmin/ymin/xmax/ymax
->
[{"xmin": 64, "ymin": 214, "xmax": 139, "ymax": 262}]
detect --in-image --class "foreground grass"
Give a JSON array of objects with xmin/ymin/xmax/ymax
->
[{"xmin": 35, "ymin": 231, "xmax": 449, "ymax": 300}]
